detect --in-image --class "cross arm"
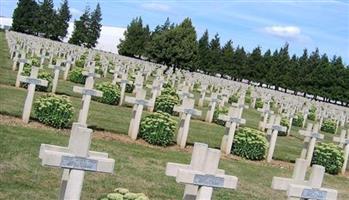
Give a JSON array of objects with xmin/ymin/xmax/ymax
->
[
  {"xmin": 39, "ymin": 144, "xmax": 109, "ymax": 160},
  {"xmin": 19, "ymin": 76, "xmax": 48, "ymax": 87},
  {"xmin": 166, "ymin": 163, "xmax": 224, "ymax": 177},
  {"xmin": 271, "ymin": 177, "xmax": 308, "ymax": 191},
  {"xmin": 73, "ymin": 86, "xmax": 103, "ymax": 97},
  {"xmin": 287, "ymin": 184, "xmax": 337, "ymax": 200}
]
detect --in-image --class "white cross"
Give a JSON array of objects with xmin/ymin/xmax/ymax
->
[
  {"xmin": 218, "ymin": 107, "xmax": 246, "ymax": 155},
  {"xmin": 333, "ymin": 130, "xmax": 349, "ymax": 174},
  {"xmin": 63, "ymin": 56, "xmax": 74, "ymax": 80},
  {"xmin": 177, "ymin": 86, "xmax": 194, "ymax": 101},
  {"xmin": 146, "ymin": 79, "xmax": 162, "ymax": 112},
  {"xmin": 198, "ymin": 84, "xmax": 209, "ymax": 107},
  {"xmin": 39, "ymin": 123, "xmax": 115, "ymax": 200},
  {"xmin": 115, "ymin": 73, "xmax": 133, "ymax": 106},
  {"xmin": 299, "ymin": 123, "xmax": 324, "ymax": 166},
  {"xmin": 265, "ymin": 115, "xmax": 287, "ymax": 162},
  {"xmin": 19, "ymin": 67, "xmax": 48, "ymax": 123},
  {"xmin": 205, "ymin": 93, "xmax": 219, "ymax": 123},
  {"xmin": 49, "ymin": 61, "xmax": 66, "ymax": 93},
  {"xmin": 168, "ymin": 143, "xmax": 238, "ymax": 200},
  {"xmin": 15, "ymin": 52, "xmax": 28, "ymax": 87},
  {"xmin": 132, "ymin": 73, "xmax": 144, "ymax": 94},
  {"xmin": 287, "ymin": 165, "xmax": 337, "ymax": 200},
  {"xmin": 125, "ymin": 89, "xmax": 153, "ymax": 140},
  {"xmin": 174, "ymin": 98, "xmax": 202, "ymax": 148},
  {"xmin": 258, "ymin": 103, "xmax": 274, "ymax": 131}
]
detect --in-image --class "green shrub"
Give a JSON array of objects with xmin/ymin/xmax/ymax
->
[
  {"xmin": 312, "ymin": 143, "xmax": 344, "ymax": 175},
  {"xmin": 161, "ymin": 87, "xmax": 179, "ymax": 99},
  {"xmin": 162, "ymin": 82, "xmax": 172, "ymax": 89},
  {"xmin": 255, "ymin": 98, "xmax": 263, "ymax": 109},
  {"xmin": 101, "ymin": 188, "xmax": 149, "ymax": 200},
  {"xmin": 308, "ymin": 112, "xmax": 316, "ymax": 121},
  {"xmin": 213, "ymin": 107, "xmax": 229, "ymax": 126},
  {"xmin": 139, "ymin": 112, "xmax": 177, "ymax": 146},
  {"xmin": 321, "ymin": 119, "xmax": 337, "ymax": 134},
  {"xmin": 21, "ymin": 65, "xmax": 52, "ymax": 92},
  {"xmin": 292, "ymin": 112, "xmax": 304, "ymax": 127},
  {"xmin": 245, "ymin": 96, "xmax": 251, "ymax": 104},
  {"xmin": 69, "ymin": 67, "xmax": 86, "ymax": 84},
  {"xmin": 228, "ymin": 94, "xmax": 238, "ymax": 104},
  {"xmin": 232, "ymin": 127, "xmax": 268, "ymax": 160},
  {"xmin": 30, "ymin": 56, "xmax": 40, "ymax": 67},
  {"xmin": 154, "ymin": 94, "xmax": 179, "ymax": 115},
  {"xmin": 279, "ymin": 117, "xmax": 289, "ymax": 136},
  {"xmin": 33, "ymin": 95, "xmax": 74, "ymax": 128},
  {"xmin": 94, "ymin": 82, "xmax": 120, "ymax": 105},
  {"xmin": 125, "ymin": 76, "xmax": 135, "ymax": 93}
]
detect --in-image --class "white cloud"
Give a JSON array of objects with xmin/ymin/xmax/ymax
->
[
  {"xmin": 70, "ymin": 8, "xmax": 83, "ymax": 16},
  {"xmin": 141, "ymin": 3, "xmax": 170, "ymax": 12},
  {"xmin": 264, "ymin": 26, "xmax": 301, "ymax": 38}
]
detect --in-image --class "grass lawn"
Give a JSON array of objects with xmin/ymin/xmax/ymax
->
[{"xmin": 1, "ymin": 31, "xmax": 348, "ymax": 199}]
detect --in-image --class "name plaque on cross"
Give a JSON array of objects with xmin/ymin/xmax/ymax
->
[
  {"xmin": 135, "ymin": 99, "xmax": 148, "ymax": 105},
  {"xmin": 82, "ymin": 89, "xmax": 98, "ymax": 96},
  {"xmin": 121, "ymin": 80, "xmax": 128, "ymax": 84},
  {"xmin": 184, "ymin": 108, "xmax": 197, "ymax": 115},
  {"xmin": 301, "ymin": 188, "xmax": 327, "ymax": 200},
  {"xmin": 193, "ymin": 174, "xmax": 225, "ymax": 188},
  {"xmin": 229, "ymin": 117, "xmax": 242, "ymax": 124},
  {"xmin": 345, "ymin": 139, "xmax": 349, "ymax": 145},
  {"xmin": 26, "ymin": 78, "xmax": 42, "ymax": 85},
  {"xmin": 272, "ymin": 125, "xmax": 286, "ymax": 132},
  {"xmin": 19, "ymin": 58, "xmax": 27, "ymax": 63},
  {"xmin": 311, "ymin": 132, "xmax": 322, "ymax": 139},
  {"xmin": 60, "ymin": 156, "xmax": 98, "ymax": 171}
]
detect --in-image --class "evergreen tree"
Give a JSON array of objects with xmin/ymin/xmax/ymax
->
[
  {"xmin": 197, "ymin": 30, "xmax": 210, "ymax": 72},
  {"xmin": 207, "ymin": 33, "xmax": 221, "ymax": 74},
  {"xmin": 55, "ymin": 0, "xmax": 71, "ymax": 41},
  {"xmin": 87, "ymin": 3, "xmax": 102, "ymax": 48},
  {"xmin": 232, "ymin": 46, "xmax": 247, "ymax": 81},
  {"xmin": 246, "ymin": 46, "xmax": 263, "ymax": 82},
  {"xmin": 69, "ymin": 8, "xmax": 91, "ymax": 46},
  {"xmin": 221, "ymin": 40, "xmax": 234, "ymax": 76},
  {"xmin": 36, "ymin": 0, "xmax": 57, "ymax": 39},
  {"xmin": 12, "ymin": 0, "xmax": 38, "ymax": 34},
  {"xmin": 118, "ymin": 17, "xmax": 149, "ymax": 58}
]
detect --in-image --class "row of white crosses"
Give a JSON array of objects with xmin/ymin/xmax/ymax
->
[
  {"xmin": 272, "ymin": 158, "xmax": 338, "ymax": 200},
  {"xmin": 166, "ymin": 143, "xmax": 238, "ymax": 200},
  {"xmin": 333, "ymin": 130, "xmax": 349, "ymax": 174},
  {"xmin": 39, "ymin": 64, "xmax": 115, "ymax": 200}
]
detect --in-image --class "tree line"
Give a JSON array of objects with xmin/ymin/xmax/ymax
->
[
  {"xmin": 118, "ymin": 17, "xmax": 349, "ymax": 104},
  {"xmin": 11, "ymin": 0, "xmax": 102, "ymax": 48}
]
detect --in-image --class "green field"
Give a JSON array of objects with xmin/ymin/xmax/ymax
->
[{"xmin": 0, "ymin": 31, "xmax": 348, "ymax": 199}]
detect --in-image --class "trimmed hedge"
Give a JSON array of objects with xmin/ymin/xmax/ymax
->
[
  {"xmin": 94, "ymin": 82, "xmax": 121, "ymax": 105},
  {"xmin": 321, "ymin": 119, "xmax": 337, "ymax": 134},
  {"xmin": 33, "ymin": 95, "xmax": 74, "ymax": 128},
  {"xmin": 213, "ymin": 106, "xmax": 229, "ymax": 126},
  {"xmin": 232, "ymin": 127, "xmax": 268, "ymax": 160},
  {"xmin": 154, "ymin": 94, "xmax": 179, "ymax": 115},
  {"xmin": 139, "ymin": 112, "xmax": 177, "ymax": 146},
  {"xmin": 292, "ymin": 112, "xmax": 304, "ymax": 127},
  {"xmin": 312, "ymin": 143, "xmax": 344, "ymax": 175},
  {"xmin": 161, "ymin": 87, "xmax": 179, "ymax": 99},
  {"xmin": 69, "ymin": 67, "xmax": 86, "ymax": 84}
]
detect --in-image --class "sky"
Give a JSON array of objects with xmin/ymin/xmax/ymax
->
[{"xmin": 1, "ymin": 0, "xmax": 348, "ymax": 64}]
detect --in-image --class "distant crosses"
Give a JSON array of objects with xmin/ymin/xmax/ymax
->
[
  {"xmin": 302, "ymin": 108, "xmax": 310, "ymax": 128},
  {"xmin": 15, "ymin": 52, "xmax": 29, "ymax": 87},
  {"xmin": 125, "ymin": 89, "xmax": 153, "ymax": 140},
  {"xmin": 116, "ymin": 73, "xmax": 132, "ymax": 106},
  {"xmin": 39, "ymin": 123, "xmax": 115, "ymax": 200},
  {"xmin": 299, "ymin": 123, "xmax": 324, "ymax": 166},
  {"xmin": 205, "ymin": 93, "xmax": 219, "ymax": 123},
  {"xmin": 265, "ymin": 115, "xmax": 287, "ymax": 162},
  {"xmin": 333, "ymin": 130, "xmax": 349, "ymax": 174},
  {"xmin": 19, "ymin": 67, "xmax": 48, "ymax": 123},
  {"xmin": 177, "ymin": 86, "xmax": 194, "ymax": 101},
  {"xmin": 173, "ymin": 99, "xmax": 202, "ymax": 148},
  {"xmin": 166, "ymin": 143, "xmax": 238, "ymax": 200},
  {"xmin": 12, "ymin": 50, "xmax": 24, "ymax": 71},
  {"xmin": 219, "ymin": 107, "xmax": 246, "ymax": 155},
  {"xmin": 147, "ymin": 79, "xmax": 161, "ymax": 112},
  {"xmin": 287, "ymin": 165, "xmax": 337, "ymax": 200},
  {"xmin": 132, "ymin": 73, "xmax": 144, "ymax": 94},
  {"xmin": 272, "ymin": 158, "xmax": 308, "ymax": 191},
  {"xmin": 284, "ymin": 108, "xmax": 295, "ymax": 136},
  {"xmin": 258, "ymin": 103, "xmax": 274, "ymax": 131},
  {"xmin": 49, "ymin": 61, "xmax": 66, "ymax": 93},
  {"xmin": 73, "ymin": 66, "xmax": 103, "ymax": 125},
  {"xmin": 63, "ymin": 56, "xmax": 74, "ymax": 80},
  {"xmin": 232, "ymin": 94, "xmax": 249, "ymax": 121},
  {"xmin": 198, "ymin": 84, "xmax": 208, "ymax": 107}
]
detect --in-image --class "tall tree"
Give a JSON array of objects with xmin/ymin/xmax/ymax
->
[
  {"xmin": 36, "ymin": 0, "xmax": 57, "ymax": 39},
  {"xmin": 12, "ymin": 0, "xmax": 38, "ymax": 34},
  {"xmin": 55, "ymin": 0, "xmax": 71, "ymax": 41},
  {"xmin": 87, "ymin": 3, "xmax": 102, "ymax": 48},
  {"xmin": 118, "ymin": 17, "xmax": 149, "ymax": 58},
  {"xmin": 221, "ymin": 40, "xmax": 234, "ymax": 76},
  {"xmin": 68, "ymin": 8, "xmax": 90, "ymax": 46},
  {"xmin": 196, "ymin": 30, "xmax": 210, "ymax": 72},
  {"xmin": 207, "ymin": 33, "xmax": 221, "ymax": 74}
]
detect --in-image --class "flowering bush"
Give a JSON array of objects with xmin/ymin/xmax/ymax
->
[
  {"xmin": 21, "ymin": 65, "xmax": 52, "ymax": 92},
  {"xmin": 213, "ymin": 106, "xmax": 229, "ymax": 126},
  {"xmin": 312, "ymin": 143, "xmax": 344, "ymax": 175},
  {"xmin": 321, "ymin": 119, "xmax": 337, "ymax": 134},
  {"xmin": 94, "ymin": 82, "xmax": 120, "ymax": 105},
  {"xmin": 154, "ymin": 94, "xmax": 179, "ymax": 115},
  {"xmin": 292, "ymin": 112, "xmax": 304, "ymax": 127},
  {"xmin": 69, "ymin": 67, "xmax": 86, "ymax": 84}
]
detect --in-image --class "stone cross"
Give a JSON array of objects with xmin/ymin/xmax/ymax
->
[
  {"xmin": 265, "ymin": 115, "xmax": 287, "ymax": 162},
  {"xmin": 166, "ymin": 143, "xmax": 225, "ymax": 200},
  {"xmin": 132, "ymin": 73, "xmax": 144, "ymax": 94},
  {"xmin": 299, "ymin": 123, "xmax": 324, "ymax": 166},
  {"xmin": 302, "ymin": 108, "xmax": 309, "ymax": 128},
  {"xmin": 15, "ymin": 52, "xmax": 28, "ymax": 87},
  {"xmin": 125, "ymin": 89, "xmax": 153, "ymax": 140},
  {"xmin": 19, "ymin": 67, "xmax": 48, "ymax": 123},
  {"xmin": 173, "ymin": 99, "xmax": 202, "ymax": 148},
  {"xmin": 258, "ymin": 103, "xmax": 274, "ymax": 131},
  {"xmin": 39, "ymin": 51, "xmax": 49, "ymax": 69},
  {"xmin": 219, "ymin": 89, "xmax": 230, "ymax": 107},
  {"xmin": 39, "ymin": 123, "xmax": 115, "ymax": 200},
  {"xmin": 287, "ymin": 165, "xmax": 337, "ymax": 200},
  {"xmin": 232, "ymin": 94, "xmax": 249, "ymax": 124},
  {"xmin": 147, "ymin": 79, "xmax": 162, "ymax": 112},
  {"xmin": 285, "ymin": 108, "xmax": 296, "ymax": 136},
  {"xmin": 167, "ymin": 143, "xmax": 238, "ymax": 200},
  {"xmin": 218, "ymin": 107, "xmax": 246, "ymax": 155},
  {"xmin": 333, "ymin": 130, "xmax": 349, "ymax": 174},
  {"xmin": 198, "ymin": 84, "xmax": 208, "ymax": 107},
  {"xmin": 49, "ymin": 61, "xmax": 66, "ymax": 93},
  {"xmin": 111, "ymin": 65, "xmax": 122, "ymax": 85},
  {"xmin": 272, "ymin": 158, "xmax": 308, "ymax": 191},
  {"xmin": 177, "ymin": 86, "xmax": 194, "ymax": 101},
  {"xmin": 116, "ymin": 73, "xmax": 132, "ymax": 106},
  {"xmin": 205, "ymin": 93, "xmax": 219, "ymax": 123},
  {"xmin": 73, "ymin": 67, "xmax": 103, "ymax": 125},
  {"xmin": 63, "ymin": 56, "xmax": 74, "ymax": 80},
  {"xmin": 12, "ymin": 50, "xmax": 22, "ymax": 71}
]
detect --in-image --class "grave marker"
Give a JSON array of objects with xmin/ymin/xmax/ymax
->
[
  {"xmin": 265, "ymin": 115, "xmax": 287, "ymax": 162},
  {"xmin": 299, "ymin": 123, "xmax": 324, "ymax": 166},
  {"xmin": 205, "ymin": 93, "xmax": 219, "ymax": 123},
  {"xmin": 49, "ymin": 61, "xmax": 66, "ymax": 93},
  {"xmin": 333, "ymin": 130, "xmax": 349, "ymax": 174}
]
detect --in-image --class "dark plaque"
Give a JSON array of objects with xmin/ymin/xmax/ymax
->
[
  {"xmin": 311, "ymin": 132, "xmax": 322, "ymax": 139},
  {"xmin": 26, "ymin": 78, "xmax": 41, "ymax": 85},
  {"xmin": 272, "ymin": 125, "xmax": 286, "ymax": 132},
  {"xmin": 193, "ymin": 174, "xmax": 224, "ymax": 188},
  {"xmin": 230, "ymin": 117, "xmax": 241, "ymax": 124},
  {"xmin": 301, "ymin": 188, "xmax": 327, "ymax": 200},
  {"xmin": 184, "ymin": 108, "xmax": 196, "ymax": 115},
  {"xmin": 60, "ymin": 156, "xmax": 98, "ymax": 171},
  {"xmin": 82, "ymin": 89, "xmax": 97, "ymax": 96},
  {"xmin": 136, "ymin": 99, "xmax": 148, "ymax": 105}
]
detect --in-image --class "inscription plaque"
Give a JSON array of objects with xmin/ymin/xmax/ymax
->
[
  {"xmin": 60, "ymin": 156, "xmax": 98, "ymax": 171},
  {"xmin": 301, "ymin": 188, "xmax": 327, "ymax": 200},
  {"xmin": 193, "ymin": 174, "xmax": 224, "ymax": 188}
]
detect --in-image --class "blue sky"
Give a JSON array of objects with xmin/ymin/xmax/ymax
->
[{"xmin": 1, "ymin": 0, "xmax": 349, "ymax": 64}]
